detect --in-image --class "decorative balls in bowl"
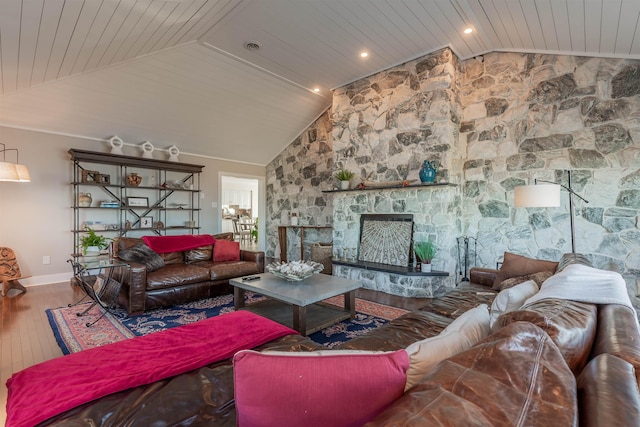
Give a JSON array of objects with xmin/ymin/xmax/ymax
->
[{"xmin": 266, "ymin": 260, "xmax": 324, "ymax": 281}]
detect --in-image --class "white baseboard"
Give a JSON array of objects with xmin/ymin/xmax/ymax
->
[{"xmin": 20, "ymin": 273, "xmax": 74, "ymax": 287}]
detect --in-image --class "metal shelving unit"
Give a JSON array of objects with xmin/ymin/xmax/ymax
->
[{"xmin": 69, "ymin": 149, "xmax": 204, "ymax": 255}]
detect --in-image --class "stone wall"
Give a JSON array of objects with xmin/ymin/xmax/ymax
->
[
  {"xmin": 265, "ymin": 48, "xmax": 640, "ymax": 301},
  {"xmin": 265, "ymin": 109, "xmax": 334, "ymax": 258},
  {"xmin": 459, "ymin": 52, "xmax": 640, "ymax": 299},
  {"xmin": 329, "ymin": 48, "xmax": 463, "ymax": 296}
]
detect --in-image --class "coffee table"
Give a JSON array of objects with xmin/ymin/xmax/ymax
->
[{"xmin": 230, "ymin": 273, "xmax": 362, "ymax": 336}]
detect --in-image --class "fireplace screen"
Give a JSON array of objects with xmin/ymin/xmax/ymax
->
[{"xmin": 358, "ymin": 214, "xmax": 414, "ymax": 267}]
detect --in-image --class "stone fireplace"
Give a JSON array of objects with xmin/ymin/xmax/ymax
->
[{"xmin": 331, "ymin": 185, "xmax": 459, "ymax": 298}]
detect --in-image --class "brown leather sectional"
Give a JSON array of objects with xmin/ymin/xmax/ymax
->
[
  {"xmin": 41, "ymin": 256, "xmax": 640, "ymax": 426},
  {"xmin": 115, "ymin": 232, "xmax": 264, "ymax": 314}
]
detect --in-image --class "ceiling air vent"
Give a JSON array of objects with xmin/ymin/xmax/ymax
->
[{"xmin": 244, "ymin": 41, "xmax": 261, "ymax": 51}]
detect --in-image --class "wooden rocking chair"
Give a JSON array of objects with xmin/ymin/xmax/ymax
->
[{"xmin": 1, "ymin": 247, "xmax": 28, "ymax": 296}]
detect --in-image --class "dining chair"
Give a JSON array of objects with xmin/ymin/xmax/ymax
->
[{"xmin": 232, "ymin": 218, "xmax": 252, "ymax": 242}]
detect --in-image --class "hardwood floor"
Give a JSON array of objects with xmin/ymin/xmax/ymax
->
[{"xmin": 0, "ymin": 280, "xmax": 429, "ymax": 425}]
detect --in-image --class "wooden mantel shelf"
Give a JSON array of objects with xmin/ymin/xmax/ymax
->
[{"xmin": 322, "ymin": 182, "xmax": 457, "ymax": 193}]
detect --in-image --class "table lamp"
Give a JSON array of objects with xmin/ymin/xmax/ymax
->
[{"xmin": 514, "ymin": 171, "xmax": 589, "ymax": 253}]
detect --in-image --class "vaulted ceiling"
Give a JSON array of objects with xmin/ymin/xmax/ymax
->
[{"xmin": 1, "ymin": 0, "xmax": 640, "ymax": 165}]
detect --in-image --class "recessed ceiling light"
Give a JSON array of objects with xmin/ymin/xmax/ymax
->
[
  {"xmin": 463, "ymin": 27, "xmax": 473, "ymax": 35},
  {"xmin": 360, "ymin": 51, "xmax": 369, "ymax": 58},
  {"xmin": 313, "ymin": 88, "xmax": 320, "ymax": 93}
]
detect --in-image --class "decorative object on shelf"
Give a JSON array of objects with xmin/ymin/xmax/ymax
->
[
  {"xmin": 419, "ymin": 160, "xmax": 438, "ymax": 183},
  {"xmin": 185, "ymin": 220, "xmax": 196, "ymax": 228},
  {"xmin": 266, "ymin": 260, "xmax": 324, "ymax": 281},
  {"xmin": 78, "ymin": 192, "xmax": 92, "ymax": 207},
  {"xmin": 141, "ymin": 217, "xmax": 153, "ymax": 228},
  {"xmin": 126, "ymin": 172, "xmax": 142, "ymax": 187},
  {"xmin": 108, "ymin": 136, "xmax": 124, "ymax": 155},
  {"xmin": 357, "ymin": 179, "xmax": 415, "ymax": 189},
  {"xmin": 0, "ymin": 143, "xmax": 31, "ymax": 182},
  {"xmin": 81, "ymin": 170, "xmax": 100, "ymax": 183},
  {"xmin": 140, "ymin": 141, "xmax": 154, "ymax": 159},
  {"xmin": 80, "ymin": 227, "xmax": 111, "ymax": 256},
  {"xmin": 167, "ymin": 145, "xmax": 180, "ymax": 162},
  {"xmin": 334, "ymin": 169, "xmax": 355, "ymax": 190},
  {"xmin": 414, "ymin": 240, "xmax": 436, "ymax": 272},
  {"xmin": 514, "ymin": 170, "xmax": 589, "ymax": 254},
  {"xmin": 125, "ymin": 220, "xmax": 132, "ymax": 230},
  {"xmin": 99, "ymin": 174, "xmax": 111, "ymax": 184},
  {"xmin": 172, "ymin": 202, "xmax": 188, "ymax": 209},
  {"xmin": 149, "ymin": 175, "xmax": 157, "ymax": 187},
  {"xmin": 100, "ymin": 200, "xmax": 120, "ymax": 208},
  {"xmin": 290, "ymin": 212, "xmax": 298, "ymax": 226},
  {"xmin": 126, "ymin": 196, "xmax": 149, "ymax": 207}
]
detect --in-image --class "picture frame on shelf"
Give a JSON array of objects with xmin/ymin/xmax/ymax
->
[
  {"xmin": 126, "ymin": 197, "xmax": 149, "ymax": 208},
  {"xmin": 99, "ymin": 174, "xmax": 111, "ymax": 185},
  {"xmin": 81, "ymin": 170, "xmax": 100, "ymax": 183},
  {"xmin": 140, "ymin": 216, "xmax": 153, "ymax": 228}
]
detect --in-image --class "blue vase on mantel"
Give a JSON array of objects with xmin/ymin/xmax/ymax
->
[{"xmin": 419, "ymin": 160, "xmax": 438, "ymax": 183}]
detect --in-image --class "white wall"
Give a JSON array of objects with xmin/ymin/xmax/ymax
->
[{"xmin": 0, "ymin": 126, "xmax": 265, "ymax": 285}]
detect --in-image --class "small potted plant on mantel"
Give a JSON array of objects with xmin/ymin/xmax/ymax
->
[
  {"xmin": 334, "ymin": 169, "xmax": 355, "ymax": 190},
  {"xmin": 80, "ymin": 226, "xmax": 111, "ymax": 256},
  {"xmin": 414, "ymin": 240, "xmax": 436, "ymax": 272}
]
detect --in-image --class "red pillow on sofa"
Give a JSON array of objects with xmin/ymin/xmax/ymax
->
[
  {"xmin": 213, "ymin": 239, "xmax": 240, "ymax": 261},
  {"xmin": 233, "ymin": 349, "xmax": 409, "ymax": 427}
]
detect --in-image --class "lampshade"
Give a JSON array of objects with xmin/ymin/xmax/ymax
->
[
  {"xmin": 0, "ymin": 161, "xmax": 19, "ymax": 181},
  {"xmin": 514, "ymin": 184, "xmax": 561, "ymax": 208},
  {"xmin": 15, "ymin": 164, "xmax": 31, "ymax": 182}
]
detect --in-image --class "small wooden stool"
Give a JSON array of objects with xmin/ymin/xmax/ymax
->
[{"xmin": 1, "ymin": 247, "xmax": 28, "ymax": 296}]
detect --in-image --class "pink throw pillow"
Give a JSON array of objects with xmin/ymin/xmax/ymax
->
[
  {"xmin": 233, "ymin": 349, "xmax": 409, "ymax": 427},
  {"xmin": 213, "ymin": 239, "xmax": 240, "ymax": 261}
]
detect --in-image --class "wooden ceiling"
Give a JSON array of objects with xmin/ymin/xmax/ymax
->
[{"xmin": 1, "ymin": 0, "xmax": 639, "ymax": 165}]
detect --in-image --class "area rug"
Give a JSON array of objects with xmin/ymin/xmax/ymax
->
[{"xmin": 47, "ymin": 293, "xmax": 409, "ymax": 354}]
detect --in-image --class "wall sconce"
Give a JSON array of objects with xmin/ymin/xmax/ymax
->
[
  {"xmin": 0, "ymin": 143, "xmax": 31, "ymax": 182},
  {"xmin": 514, "ymin": 171, "xmax": 589, "ymax": 254}
]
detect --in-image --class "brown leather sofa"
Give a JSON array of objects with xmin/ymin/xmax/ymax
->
[
  {"xmin": 40, "ymin": 255, "xmax": 640, "ymax": 426},
  {"xmin": 115, "ymin": 232, "xmax": 264, "ymax": 314}
]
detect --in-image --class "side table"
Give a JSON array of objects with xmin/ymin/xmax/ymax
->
[{"xmin": 67, "ymin": 256, "xmax": 129, "ymax": 327}]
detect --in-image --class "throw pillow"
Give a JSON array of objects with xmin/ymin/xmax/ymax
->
[
  {"xmin": 213, "ymin": 239, "xmax": 240, "ymax": 262},
  {"xmin": 495, "ymin": 270, "xmax": 553, "ymax": 291},
  {"xmin": 184, "ymin": 245, "xmax": 213, "ymax": 263},
  {"xmin": 117, "ymin": 242, "xmax": 165, "ymax": 272},
  {"xmin": 405, "ymin": 304, "xmax": 490, "ymax": 390},
  {"xmin": 233, "ymin": 349, "xmax": 409, "ymax": 427},
  {"xmin": 493, "ymin": 252, "xmax": 558, "ymax": 289},
  {"xmin": 556, "ymin": 252, "xmax": 592, "ymax": 272},
  {"xmin": 489, "ymin": 279, "xmax": 539, "ymax": 331}
]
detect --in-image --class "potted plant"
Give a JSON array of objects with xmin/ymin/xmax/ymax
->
[
  {"xmin": 251, "ymin": 218, "xmax": 259, "ymax": 241},
  {"xmin": 414, "ymin": 240, "xmax": 436, "ymax": 272},
  {"xmin": 335, "ymin": 169, "xmax": 355, "ymax": 190},
  {"xmin": 80, "ymin": 226, "xmax": 111, "ymax": 256}
]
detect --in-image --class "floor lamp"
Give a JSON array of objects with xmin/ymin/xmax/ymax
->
[{"xmin": 514, "ymin": 171, "xmax": 589, "ymax": 254}]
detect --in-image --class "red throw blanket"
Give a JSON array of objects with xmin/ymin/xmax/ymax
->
[
  {"xmin": 142, "ymin": 234, "xmax": 215, "ymax": 253},
  {"xmin": 6, "ymin": 311, "xmax": 297, "ymax": 427}
]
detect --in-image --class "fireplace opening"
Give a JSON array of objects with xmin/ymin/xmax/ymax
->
[
  {"xmin": 358, "ymin": 214, "xmax": 414, "ymax": 267},
  {"xmin": 333, "ymin": 213, "xmax": 447, "ymax": 277}
]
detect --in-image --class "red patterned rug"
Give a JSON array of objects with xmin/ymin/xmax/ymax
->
[{"xmin": 47, "ymin": 294, "xmax": 409, "ymax": 354}]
